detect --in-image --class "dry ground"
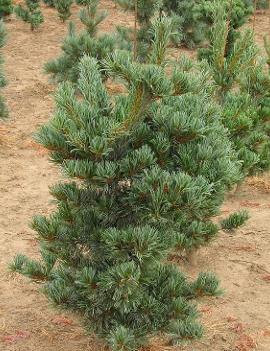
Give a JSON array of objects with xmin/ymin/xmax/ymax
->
[{"xmin": 0, "ymin": 2, "xmax": 270, "ymax": 351}]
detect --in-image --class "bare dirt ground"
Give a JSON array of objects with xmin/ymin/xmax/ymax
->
[{"xmin": 0, "ymin": 3, "xmax": 270, "ymax": 351}]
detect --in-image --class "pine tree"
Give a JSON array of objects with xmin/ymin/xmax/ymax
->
[
  {"xmin": 15, "ymin": 0, "xmax": 44, "ymax": 31},
  {"xmin": 256, "ymin": 0, "xmax": 269, "ymax": 9},
  {"xmin": 75, "ymin": 0, "xmax": 89, "ymax": 5},
  {"xmin": 264, "ymin": 35, "xmax": 270, "ymax": 67},
  {"xmin": 43, "ymin": 0, "xmax": 55, "ymax": 8},
  {"xmin": 197, "ymin": 0, "xmax": 253, "ymax": 58},
  {"xmin": 0, "ymin": 0, "xmax": 13, "ymax": 19},
  {"xmin": 44, "ymin": 17, "xmax": 241, "ymax": 253},
  {"xmin": 238, "ymin": 38, "xmax": 270, "ymax": 173},
  {"xmin": 12, "ymin": 19, "xmax": 240, "ymax": 350},
  {"xmin": 54, "ymin": 0, "xmax": 73, "ymax": 22},
  {"xmin": 163, "ymin": 0, "xmax": 253, "ymax": 49},
  {"xmin": 114, "ymin": 0, "xmax": 165, "ymax": 58},
  {"xmin": 162, "ymin": 0, "xmax": 206, "ymax": 48},
  {"xmin": 115, "ymin": 0, "xmax": 161, "ymax": 27},
  {"xmin": 0, "ymin": 20, "xmax": 7, "ymax": 119},
  {"xmin": 79, "ymin": 0, "xmax": 107, "ymax": 35},
  {"xmin": 203, "ymin": 3, "xmax": 270, "ymax": 175},
  {"xmin": 201, "ymin": 3, "xmax": 257, "ymax": 94},
  {"xmin": 45, "ymin": 0, "xmax": 114, "ymax": 84}
]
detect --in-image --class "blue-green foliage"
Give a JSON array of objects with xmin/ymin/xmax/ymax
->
[
  {"xmin": 43, "ymin": 0, "xmax": 55, "ymax": 8},
  {"xmin": 12, "ymin": 19, "xmax": 240, "ymax": 351},
  {"xmin": 114, "ymin": 0, "xmax": 171, "ymax": 59},
  {"xmin": 163, "ymin": 0, "xmax": 253, "ymax": 48},
  {"xmin": 45, "ymin": 1, "xmax": 115, "ymax": 84},
  {"xmin": 0, "ymin": 0, "xmax": 13, "ymax": 18},
  {"xmin": 54, "ymin": 0, "xmax": 73, "ymax": 22},
  {"xmin": 265, "ymin": 36, "xmax": 270, "ymax": 67},
  {"xmin": 201, "ymin": 3, "xmax": 270, "ymax": 176},
  {"xmin": 221, "ymin": 210, "xmax": 249, "ymax": 230},
  {"xmin": 222, "ymin": 93, "xmax": 270, "ymax": 174},
  {"xmin": 15, "ymin": 0, "xmax": 43, "ymax": 31}
]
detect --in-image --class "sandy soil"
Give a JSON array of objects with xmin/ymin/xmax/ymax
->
[{"xmin": 0, "ymin": 3, "xmax": 270, "ymax": 351}]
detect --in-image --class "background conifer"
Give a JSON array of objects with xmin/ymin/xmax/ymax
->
[
  {"xmin": 245, "ymin": 0, "xmax": 269, "ymax": 9},
  {"xmin": 199, "ymin": 3, "xmax": 256, "ymax": 93},
  {"xmin": 54, "ymin": 0, "xmax": 73, "ymax": 22},
  {"xmin": 264, "ymin": 36, "xmax": 270, "ymax": 67},
  {"xmin": 43, "ymin": 0, "xmax": 55, "ymax": 8},
  {"xmin": 202, "ymin": 3, "xmax": 270, "ymax": 175},
  {"xmin": 15, "ymin": 0, "xmax": 44, "ymax": 31},
  {"xmin": 197, "ymin": 0, "xmax": 253, "ymax": 59},
  {"xmin": 238, "ymin": 39, "xmax": 270, "ymax": 173},
  {"xmin": 163, "ymin": 0, "xmax": 253, "ymax": 49},
  {"xmin": 114, "ymin": 0, "xmax": 167, "ymax": 59},
  {"xmin": 162, "ymin": 0, "xmax": 206, "ymax": 48},
  {"xmin": 75, "ymin": 0, "xmax": 87, "ymax": 4},
  {"xmin": 79, "ymin": 0, "xmax": 107, "ymax": 35},
  {"xmin": 45, "ymin": 0, "xmax": 114, "ymax": 84},
  {"xmin": 0, "ymin": 0, "xmax": 13, "ymax": 19}
]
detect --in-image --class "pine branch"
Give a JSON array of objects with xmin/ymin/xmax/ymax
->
[{"xmin": 221, "ymin": 210, "xmax": 249, "ymax": 231}]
